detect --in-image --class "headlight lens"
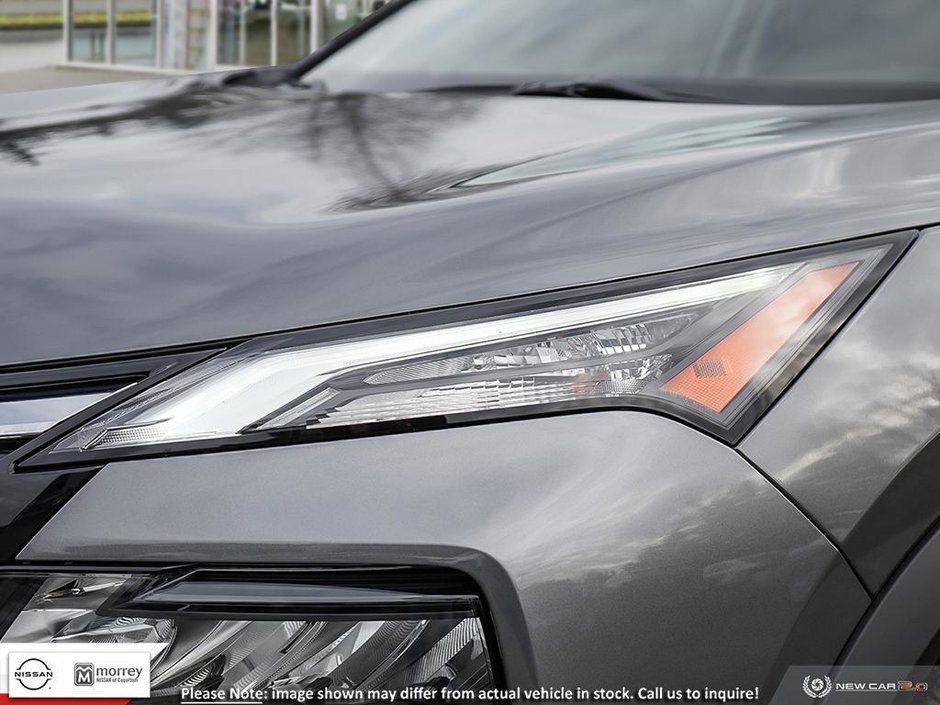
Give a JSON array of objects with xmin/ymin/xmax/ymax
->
[
  {"xmin": 18, "ymin": 236, "xmax": 905, "ymax": 466},
  {"xmin": 0, "ymin": 572, "xmax": 495, "ymax": 700}
]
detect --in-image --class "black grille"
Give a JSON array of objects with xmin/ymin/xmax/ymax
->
[
  {"xmin": 0, "ymin": 350, "xmax": 216, "ymax": 464},
  {"xmin": 0, "ymin": 377, "xmax": 142, "ymax": 454}
]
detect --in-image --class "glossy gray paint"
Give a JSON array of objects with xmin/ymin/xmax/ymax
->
[
  {"xmin": 5, "ymin": 79, "xmax": 940, "ymax": 367},
  {"xmin": 740, "ymin": 231, "xmax": 940, "ymax": 594},
  {"xmin": 838, "ymin": 522, "xmax": 940, "ymax": 667},
  {"xmin": 21, "ymin": 412, "xmax": 869, "ymax": 691}
]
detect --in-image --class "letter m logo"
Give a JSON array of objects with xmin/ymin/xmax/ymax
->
[{"xmin": 74, "ymin": 663, "xmax": 95, "ymax": 687}]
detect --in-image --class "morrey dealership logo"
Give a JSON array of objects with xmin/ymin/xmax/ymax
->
[
  {"xmin": 74, "ymin": 662, "xmax": 95, "ymax": 687},
  {"xmin": 72, "ymin": 661, "xmax": 144, "ymax": 685},
  {"xmin": 12, "ymin": 658, "xmax": 54, "ymax": 691}
]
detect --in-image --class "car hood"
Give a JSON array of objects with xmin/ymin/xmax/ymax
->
[{"xmin": 2, "ymin": 79, "xmax": 940, "ymax": 366}]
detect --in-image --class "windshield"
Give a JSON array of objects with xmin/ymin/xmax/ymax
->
[{"xmin": 307, "ymin": 0, "xmax": 940, "ymax": 104}]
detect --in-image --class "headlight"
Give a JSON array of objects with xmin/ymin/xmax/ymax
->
[
  {"xmin": 18, "ymin": 234, "xmax": 908, "ymax": 468},
  {"xmin": 0, "ymin": 570, "xmax": 496, "ymax": 700}
]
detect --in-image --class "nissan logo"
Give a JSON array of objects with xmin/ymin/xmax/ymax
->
[{"xmin": 13, "ymin": 658, "xmax": 53, "ymax": 691}]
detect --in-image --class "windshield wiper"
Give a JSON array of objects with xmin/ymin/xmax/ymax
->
[{"xmin": 512, "ymin": 79, "xmax": 732, "ymax": 103}]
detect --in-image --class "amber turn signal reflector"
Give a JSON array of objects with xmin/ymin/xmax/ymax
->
[{"xmin": 662, "ymin": 262, "xmax": 857, "ymax": 413}]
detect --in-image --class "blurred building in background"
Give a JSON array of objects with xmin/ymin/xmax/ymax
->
[{"xmin": 0, "ymin": 0, "xmax": 383, "ymax": 72}]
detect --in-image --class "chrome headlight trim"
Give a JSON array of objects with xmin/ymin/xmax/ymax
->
[{"xmin": 12, "ymin": 231, "xmax": 913, "ymax": 470}]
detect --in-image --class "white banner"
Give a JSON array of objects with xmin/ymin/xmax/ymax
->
[{"xmin": 1, "ymin": 644, "xmax": 165, "ymax": 698}]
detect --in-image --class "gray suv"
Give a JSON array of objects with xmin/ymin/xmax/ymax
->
[{"xmin": 1, "ymin": 1, "xmax": 939, "ymax": 703}]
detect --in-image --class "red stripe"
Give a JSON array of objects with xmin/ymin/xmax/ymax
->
[{"xmin": 0, "ymin": 696, "xmax": 130, "ymax": 705}]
